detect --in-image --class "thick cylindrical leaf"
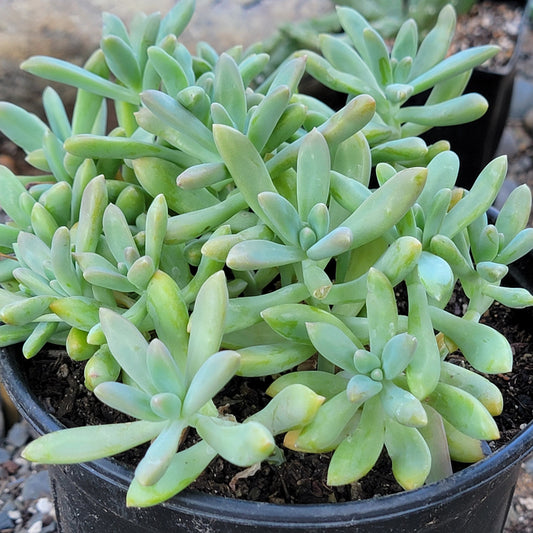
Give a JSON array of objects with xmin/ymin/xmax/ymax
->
[
  {"xmin": 266, "ymin": 95, "xmax": 375, "ymax": 178},
  {"xmin": 186, "ymin": 271, "xmax": 228, "ymax": 380},
  {"xmin": 297, "ymin": 129, "xmax": 331, "ymax": 221},
  {"xmin": 247, "ymin": 384, "xmax": 325, "ymax": 435},
  {"xmin": 429, "ymin": 306, "xmax": 512, "ymax": 373},
  {"xmin": 66, "ymin": 327, "xmax": 98, "ymax": 361},
  {"xmin": 439, "ymin": 156, "xmax": 507, "ymax": 239},
  {"xmin": 49, "ymin": 296, "xmax": 100, "ymax": 331},
  {"xmin": 409, "ymin": 4, "xmax": 455, "ymax": 80},
  {"xmin": 95, "ymin": 382, "xmax": 161, "ymax": 422},
  {"xmin": 495, "ymin": 184, "xmax": 532, "ymax": 247},
  {"xmin": 22, "ymin": 321, "xmax": 59, "ymax": 359},
  {"xmin": 201, "ymin": 224, "xmax": 273, "ymax": 262},
  {"xmin": 0, "ymin": 295, "xmax": 56, "ymax": 326},
  {"xmin": 442, "ymin": 417, "xmax": 488, "ymax": 463},
  {"xmin": 440, "ymin": 361, "xmax": 502, "ymax": 416},
  {"xmin": 405, "ymin": 273, "xmax": 441, "ymax": 399},
  {"xmin": 284, "ymin": 391, "xmax": 361, "ymax": 453},
  {"xmin": 0, "ymin": 100, "xmax": 48, "ymax": 153},
  {"xmin": 381, "ymin": 333, "xmax": 417, "ymax": 380},
  {"xmin": 384, "ymin": 418, "xmax": 431, "ymax": 490},
  {"xmin": 51, "ymin": 227, "xmax": 82, "ymax": 296},
  {"xmin": 417, "ymin": 251, "xmax": 455, "ymax": 306},
  {"xmin": 182, "ymin": 350, "xmax": 240, "ymax": 416},
  {"xmin": 366, "ymin": 268, "xmax": 398, "ymax": 356},
  {"xmin": 134, "ymin": 420, "xmax": 186, "ymax": 486},
  {"xmin": 267, "ymin": 370, "xmax": 348, "ymax": 400},
  {"xmin": 408, "ymin": 45, "xmax": 500, "ymax": 96},
  {"xmin": 328, "ymin": 396, "xmax": 384, "ymax": 485},
  {"xmin": 346, "ymin": 374, "xmax": 382, "ymax": 403},
  {"xmin": 146, "ymin": 338, "xmax": 186, "ymax": 399},
  {"xmin": 306, "ymin": 227, "xmax": 353, "ymax": 261},
  {"xmin": 236, "ymin": 342, "xmax": 316, "ymax": 378},
  {"xmin": 126, "ymin": 441, "xmax": 217, "ymax": 507},
  {"xmin": 176, "ymin": 162, "xmax": 229, "ymax": 190},
  {"xmin": 99, "ymin": 307, "xmax": 154, "ymax": 394},
  {"xmin": 76, "ymin": 175, "xmax": 108, "ymax": 254},
  {"xmin": 341, "ymin": 167, "xmax": 427, "ymax": 250},
  {"xmin": 213, "ymin": 124, "xmax": 277, "ymax": 225},
  {"xmin": 483, "ymin": 284, "xmax": 533, "ymax": 309},
  {"xmin": 257, "ymin": 191, "xmax": 302, "ymax": 246},
  {"xmin": 495, "ymin": 227, "xmax": 533, "ymax": 265},
  {"xmin": 427, "ymin": 382, "xmax": 500, "ymax": 441},
  {"xmin": 165, "ymin": 193, "xmax": 246, "ymax": 244},
  {"xmin": 226, "ymin": 240, "xmax": 305, "ymax": 271},
  {"xmin": 21, "ymin": 56, "xmax": 139, "ymax": 105},
  {"xmin": 306, "ymin": 321, "xmax": 357, "ymax": 372},
  {"xmin": 194, "ymin": 416, "xmax": 275, "ymax": 467},
  {"xmin": 261, "ymin": 303, "xmax": 361, "ymax": 347},
  {"xmin": 381, "ymin": 381, "xmax": 427, "ymax": 428},
  {"xmin": 397, "ymin": 94, "xmax": 488, "ymax": 127},
  {"xmin": 225, "ymin": 283, "xmax": 309, "ymax": 334},
  {"xmin": 247, "ymin": 85, "xmax": 291, "ymax": 153},
  {"xmin": 22, "ymin": 420, "xmax": 164, "ymax": 464}
]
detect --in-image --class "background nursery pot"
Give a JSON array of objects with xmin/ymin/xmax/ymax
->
[
  {"xmin": 420, "ymin": 0, "xmax": 531, "ymax": 188},
  {"xmin": 1, "ymin": 247, "xmax": 532, "ymax": 533}
]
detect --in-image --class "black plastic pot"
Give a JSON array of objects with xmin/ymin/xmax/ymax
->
[
  {"xmin": 421, "ymin": 0, "xmax": 530, "ymax": 189},
  {"xmin": 1, "ymin": 247, "xmax": 532, "ymax": 533}
]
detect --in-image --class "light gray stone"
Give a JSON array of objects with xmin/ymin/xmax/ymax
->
[
  {"xmin": 20, "ymin": 470, "xmax": 51, "ymax": 501},
  {"xmin": 0, "ymin": 448, "xmax": 10, "ymax": 463},
  {"xmin": 0, "ymin": 402, "xmax": 4, "ymax": 439},
  {"xmin": 0, "ymin": 511, "xmax": 15, "ymax": 531},
  {"xmin": 0, "ymin": 0, "xmax": 333, "ymax": 115},
  {"xmin": 41, "ymin": 523, "xmax": 58, "ymax": 533},
  {"xmin": 524, "ymin": 453, "xmax": 533, "ymax": 474},
  {"xmin": 510, "ymin": 77, "xmax": 533, "ymax": 119},
  {"xmin": 6, "ymin": 421, "xmax": 30, "ymax": 448}
]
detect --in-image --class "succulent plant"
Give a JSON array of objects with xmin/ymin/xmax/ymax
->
[{"xmin": 0, "ymin": 0, "xmax": 532, "ymax": 509}]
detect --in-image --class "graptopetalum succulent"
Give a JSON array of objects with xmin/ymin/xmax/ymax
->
[{"xmin": 0, "ymin": 0, "xmax": 532, "ymax": 508}]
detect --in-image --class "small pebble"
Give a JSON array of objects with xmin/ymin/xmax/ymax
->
[
  {"xmin": 0, "ymin": 510, "xmax": 15, "ymax": 530},
  {"xmin": 6, "ymin": 421, "xmax": 31, "ymax": 447},
  {"xmin": 524, "ymin": 455, "xmax": 533, "ymax": 474},
  {"xmin": 27, "ymin": 519, "xmax": 43, "ymax": 533},
  {"xmin": 0, "ymin": 403, "xmax": 5, "ymax": 438},
  {"xmin": 7, "ymin": 509, "xmax": 22, "ymax": 521},
  {"xmin": 524, "ymin": 107, "xmax": 533, "ymax": 135},
  {"xmin": 0, "ymin": 447, "xmax": 11, "ymax": 463},
  {"xmin": 519, "ymin": 497, "xmax": 533, "ymax": 511},
  {"xmin": 1, "ymin": 501, "xmax": 17, "ymax": 513},
  {"xmin": 20, "ymin": 470, "xmax": 51, "ymax": 501},
  {"xmin": 36, "ymin": 497, "xmax": 54, "ymax": 515}
]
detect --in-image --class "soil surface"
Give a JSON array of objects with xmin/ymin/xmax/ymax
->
[{"xmin": 451, "ymin": 0, "xmax": 525, "ymax": 71}]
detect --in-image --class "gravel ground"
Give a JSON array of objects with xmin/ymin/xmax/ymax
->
[{"xmin": 2, "ymin": 9, "xmax": 533, "ymax": 533}]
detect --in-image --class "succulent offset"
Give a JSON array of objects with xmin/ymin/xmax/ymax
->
[{"xmin": 0, "ymin": 0, "xmax": 532, "ymax": 507}]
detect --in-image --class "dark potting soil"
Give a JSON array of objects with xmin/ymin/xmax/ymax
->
[
  {"xmin": 451, "ymin": 0, "xmax": 525, "ymax": 72},
  {"xmin": 24, "ymin": 288, "xmax": 533, "ymax": 505}
]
